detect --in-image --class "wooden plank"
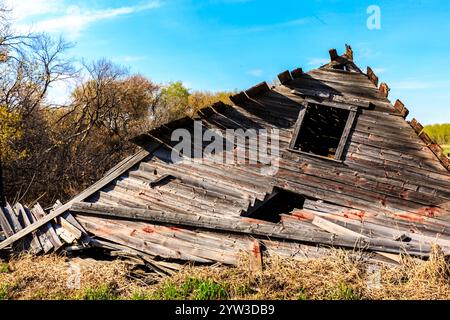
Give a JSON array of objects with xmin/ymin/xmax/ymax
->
[
  {"xmin": 0, "ymin": 207, "xmax": 14, "ymax": 237},
  {"xmin": 0, "ymin": 145, "xmax": 157, "ymax": 250},
  {"xmin": 290, "ymin": 68, "xmax": 303, "ymax": 79},
  {"xmin": 245, "ymin": 82, "xmax": 270, "ymax": 98},
  {"xmin": 366, "ymin": 67, "xmax": 379, "ymax": 87},
  {"xmin": 229, "ymin": 91, "xmax": 248, "ymax": 105},
  {"xmin": 419, "ymin": 131, "xmax": 433, "ymax": 145},
  {"xmin": 379, "ymin": 82, "xmax": 390, "ymax": 98},
  {"xmin": 31, "ymin": 203, "xmax": 63, "ymax": 251},
  {"xmin": 277, "ymin": 70, "xmax": 292, "ymax": 85},
  {"xmin": 302, "ymin": 199, "xmax": 450, "ymax": 239},
  {"xmin": 31, "ymin": 204, "xmax": 63, "ymax": 250},
  {"xmin": 59, "ymin": 216, "xmax": 83, "ymax": 239},
  {"xmin": 249, "ymin": 240, "xmax": 263, "ymax": 271},
  {"xmin": 5, "ymin": 202, "xmax": 22, "ymax": 233},
  {"xmin": 393, "ymin": 99, "xmax": 409, "ymax": 118},
  {"xmin": 409, "ymin": 118, "xmax": 424, "ymax": 134},
  {"xmin": 14, "ymin": 204, "xmax": 42, "ymax": 254},
  {"xmin": 288, "ymin": 105, "xmax": 307, "ymax": 149},
  {"xmin": 306, "ymin": 70, "xmax": 375, "ymax": 90},
  {"xmin": 329, "ymin": 49, "xmax": 338, "ymax": 61},
  {"xmin": 23, "ymin": 205, "xmax": 54, "ymax": 253},
  {"xmin": 70, "ymin": 202, "xmax": 436, "ymax": 256},
  {"xmin": 62, "ymin": 212, "xmax": 91, "ymax": 246},
  {"xmin": 335, "ymin": 110, "xmax": 357, "ymax": 160},
  {"xmin": 54, "ymin": 224, "xmax": 77, "ymax": 244},
  {"xmin": 310, "ymin": 215, "xmax": 401, "ymax": 263}
]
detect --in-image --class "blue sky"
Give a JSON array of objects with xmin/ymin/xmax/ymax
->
[{"xmin": 9, "ymin": 0, "xmax": 450, "ymax": 124}]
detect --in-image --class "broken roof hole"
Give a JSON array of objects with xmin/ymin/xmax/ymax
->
[{"xmin": 244, "ymin": 189, "xmax": 305, "ymax": 223}]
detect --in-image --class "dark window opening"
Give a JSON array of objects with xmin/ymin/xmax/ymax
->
[
  {"xmin": 332, "ymin": 63, "xmax": 347, "ymax": 71},
  {"xmin": 289, "ymin": 103, "xmax": 357, "ymax": 160},
  {"xmin": 244, "ymin": 189, "xmax": 305, "ymax": 223}
]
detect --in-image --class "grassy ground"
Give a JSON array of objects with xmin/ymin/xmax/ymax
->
[
  {"xmin": 442, "ymin": 145, "xmax": 450, "ymax": 157},
  {"xmin": 0, "ymin": 248, "xmax": 449, "ymax": 300}
]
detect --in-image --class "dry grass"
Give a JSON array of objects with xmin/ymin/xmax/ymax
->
[
  {"xmin": 0, "ymin": 248, "xmax": 449, "ymax": 300},
  {"xmin": 0, "ymin": 254, "xmax": 143, "ymax": 300}
]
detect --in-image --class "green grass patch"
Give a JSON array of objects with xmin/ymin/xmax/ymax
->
[
  {"xmin": 81, "ymin": 284, "xmax": 119, "ymax": 300},
  {"xmin": 153, "ymin": 277, "xmax": 229, "ymax": 300},
  {"xmin": 296, "ymin": 288, "xmax": 309, "ymax": 300},
  {"xmin": 442, "ymin": 145, "xmax": 450, "ymax": 156},
  {"xmin": 0, "ymin": 285, "xmax": 10, "ymax": 300},
  {"xmin": 0, "ymin": 262, "xmax": 10, "ymax": 273},
  {"xmin": 329, "ymin": 283, "xmax": 360, "ymax": 300}
]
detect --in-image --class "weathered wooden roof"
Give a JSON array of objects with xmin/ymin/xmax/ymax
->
[{"xmin": 2, "ymin": 45, "xmax": 449, "ymax": 265}]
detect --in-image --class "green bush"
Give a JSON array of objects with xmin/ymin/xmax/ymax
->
[{"xmin": 423, "ymin": 123, "xmax": 450, "ymax": 145}]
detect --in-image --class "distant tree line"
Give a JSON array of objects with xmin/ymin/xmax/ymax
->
[
  {"xmin": 0, "ymin": 2, "xmax": 234, "ymax": 206},
  {"xmin": 423, "ymin": 123, "xmax": 450, "ymax": 145}
]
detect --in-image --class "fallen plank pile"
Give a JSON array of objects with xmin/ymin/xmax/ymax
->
[
  {"xmin": 0, "ymin": 202, "xmax": 88, "ymax": 254},
  {"xmin": 0, "ymin": 201, "xmax": 183, "ymax": 274}
]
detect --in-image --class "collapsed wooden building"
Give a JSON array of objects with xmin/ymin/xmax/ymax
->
[{"xmin": 1, "ymin": 45, "xmax": 450, "ymax": 267}]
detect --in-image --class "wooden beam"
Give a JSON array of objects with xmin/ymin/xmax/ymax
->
[
  {"xmin": 0, "ymin": 145, "xmax": 158, "ymax": 251},
  {"xmin": 290, "ymin": 68, "xmax": 303, "ymax": 79},
  {"xmin": 379, "ymin": 82, "xmax": 390, "ymax": 98},
  {"xmin": 14, "ymin": 204, "xmax": 42, "ymax": 254},
  {"xmin": 31, "ymin": 203, "xmax": 63, "ymax": 250},
  {"xmin": 0, "ymin": 207, "xmax": 14, "ymax": 237},
  {"xmin": 409, "ymin": 118, "xmax": 424, "ymax": 134},
  {"xmin": 419, "ymin": 131, "xmax": 433, "ymax": 145},
  {"xmin": 329, "ymin": 49, "xmax": 338, "ymax": 61},
  {"xmin": 289, "ymin": 105, "xmax": 307, "ymax": 149},
  {"xmin": 229, "ymin": 91, "xmax": 248, "ymax": 105},
  {"xmin": 429, "ymin": 143, "xmax": 450, "ymax": 171},
  {"xmin": 70, "ymin": 202, "xmax": 435, "ymax": 256},
  {"xmin": 21, "ymin": 204, "xmax": 54, "ymax": 251},
  {"xmin": 366, "ymin": 67, "xmax": 379, "ymax": 87},
  {"xmin": 393, "ymin": 99, "xmax": 409, "ymax": 118},
  {"xmin": 277, "ymin": 70, "xmax": 292, "ymax": 85},
  {"xmin": 249, "ymin": 240, "xmax": 263, "ymax": 271},
  {"xmin": 335, "ymin": 110, "xmax": 357, "ymax": 160},
  {"xmin": 245, "ymin": 82, "xmax": 270, "ymax": 98},
  {"xmin": 344, "ymin": 44, "xmax": 353, "ymax": 61},
  {"xmin": 310, "ymin": 215, "xmax": 401, "ymax": 263}
]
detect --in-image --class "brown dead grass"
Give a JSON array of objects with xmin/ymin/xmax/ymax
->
[
  {"xmin": 0, "ymin": 253, "xmax": 143, "ymax": 300},
  {"xmin": 0, "ymin": 248, "xmax": 449, "ymax": 300}
]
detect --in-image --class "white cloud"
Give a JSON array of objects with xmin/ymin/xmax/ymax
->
[
  {"xmin": 391, "ymin": 79, "xmax": 450, "ymax": 90},
  {"xmin": 247, "ymin": 69, "xmax": 263, "ymax": 77},
  {"xmin": 112, "ymin": 55, "xmax": 146, "ymax": 63},
  {"xmin": 13, "ymin": 1, "xmax": 162, "ymax": 39},
  {"xmin": 372, "ymin": 67, "xmax": 386, "ymax": 74},
  {"xmin": 307, "ymin": 58, "xmax": 329, "ymax": 66},
  {"xmin": 6, "ymin": 0, "xmax": 61, "ymax": 21},
  {"xmin": 232, "ymin": 18, "xmax": 310, "ymax": 34},
  {"xmin": 354, "ymin": 42, "xmax": 380, "ymax": 59}
]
